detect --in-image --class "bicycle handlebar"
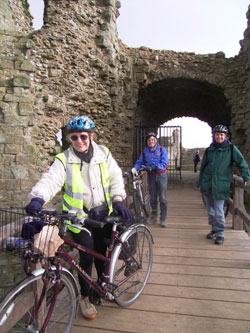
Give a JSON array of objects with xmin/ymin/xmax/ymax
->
[
  {"xmin": 83, "ymin": 218, "xmax": 105, "ymax": 228},
  {"xmin": 30, "ymin": 209, "xmax": 124, "ymax": 229},
  {"xmin": 124, "ymin": 165, "xmax": 146, "ymax": 179}
]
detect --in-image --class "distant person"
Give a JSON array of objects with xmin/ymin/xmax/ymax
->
[
  {"xmin": 197, "ymin": 125, "xmax": 250, "ymax": 245},
  {"xmin": 133, "ymin": 132, "xmax": 168, "ymax": 227},
  {"xmin": 193, "ymin": 150, "xmax": 200, "ymax": 173}
]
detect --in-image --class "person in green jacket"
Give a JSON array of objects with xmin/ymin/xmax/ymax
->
[{"xmin": 197, "ymin": 125, "xmax": 250, "ymax": 245}]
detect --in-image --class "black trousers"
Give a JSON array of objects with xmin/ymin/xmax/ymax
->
[{"xmin": 71, "ymin": 224, "xmax": 111, "ymax": 296}]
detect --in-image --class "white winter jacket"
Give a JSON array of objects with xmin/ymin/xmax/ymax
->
[{"xmin": 29, "ymin": 141, "xmax": 126, "ymax": 217}]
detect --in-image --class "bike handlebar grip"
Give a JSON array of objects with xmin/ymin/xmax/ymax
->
[{"xmin": 84, "ymin": 219, "xmax": 105, "ymax": 228}]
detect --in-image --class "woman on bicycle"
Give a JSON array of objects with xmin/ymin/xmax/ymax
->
[{"xmin": 25, "ymin": 115, "xmax": 132, "ymax": 320}]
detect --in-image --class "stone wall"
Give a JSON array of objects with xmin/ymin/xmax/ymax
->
[
  {"xmin": 1, "ymin": 0, "xmax": 250, "ymax": 207},
  {"xmin": 0, "ymin": 0, "xmax": 32, "ymax": 33}
]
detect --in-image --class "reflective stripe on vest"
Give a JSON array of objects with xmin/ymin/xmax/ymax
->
[
  {"xmin": 55, "ymin": 146, "xmax": 113, "ymax": 233},
  {"xmin": 98, "ymin": 145, "xmax": 113, "ymax": 216}
]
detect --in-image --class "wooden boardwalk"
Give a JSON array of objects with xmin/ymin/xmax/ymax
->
[{"xmin": 72, "ymin": 172, "xmax": 250, "ymax": 333}]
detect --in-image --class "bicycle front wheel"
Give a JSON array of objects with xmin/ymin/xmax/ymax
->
[
  {"xmin": 109, "ymin": 225, "xmax": 153, "ymax": 307},
  {"xmin": 0, "ymin": 270, "xmax": 77, "ymax": 333},
  {"xmin": 133, "ymin": 186, "xmax": 151, "ymax": 221}
]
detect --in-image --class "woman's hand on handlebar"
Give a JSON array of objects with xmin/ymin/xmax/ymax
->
[{"xmin": 25, "ymin": 197, "xmax": 45, "ymax": 215}]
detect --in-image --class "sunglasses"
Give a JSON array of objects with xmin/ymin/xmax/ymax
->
[{"xmin": 70, "ymin": 134, "xmax": 89, "ymax": 141}]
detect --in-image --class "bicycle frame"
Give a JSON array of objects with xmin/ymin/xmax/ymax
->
[
  {"xmin": 27, "ymin": 221, "xmax": 141, "ymax": 331},
  {"xmin": 58, "ymin": 221, "xmax": 140, "ymax": 296}
]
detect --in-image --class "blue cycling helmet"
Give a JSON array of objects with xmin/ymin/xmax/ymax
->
[{"xmin": 66, "ymin": 116, "xmax": 95, "ymax": 133}]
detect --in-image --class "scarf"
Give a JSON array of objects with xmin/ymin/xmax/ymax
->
[{"xmin": 73, "ymin": 141, "xmax": 93, "ymax": 170}]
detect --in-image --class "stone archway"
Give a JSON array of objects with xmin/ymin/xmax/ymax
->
[{"xmin": 136, "ymin": 78, "xmax": 231, "ymax": 129}]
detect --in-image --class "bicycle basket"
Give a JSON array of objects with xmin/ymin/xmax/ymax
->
[{"xmin": 0, "ymin": 208, "xmax": 63, "ymax": 258}]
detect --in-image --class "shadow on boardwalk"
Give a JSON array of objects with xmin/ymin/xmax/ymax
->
[{"xmin": 72, "ymin": 171, "xmax": 250, "ymax": 333}]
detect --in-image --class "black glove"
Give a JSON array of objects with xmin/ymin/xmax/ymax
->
[
  {"xmin": 25, "ymin": 197, "xmax": 45, "ymax": 215},
  {"xmin": 113, "ymin": 201, "xmax": 133, "ymax": 220}
]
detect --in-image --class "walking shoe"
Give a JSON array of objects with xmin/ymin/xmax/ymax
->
[
  {"xmin": 215, "ymin": 236, "xmax": 224, "ymax": 245},
  {"xmin": 80, "ymin": 297, "xmax": 97, "ymax": 320},
  {"xmin": 148, "ymin": 216, "xmax": 157, "ymax": 224},
  {"xmin": 160, "ymin": 221, "xmax": 166, "ymax": 228},
  {"xmin": 206, "ymin": 231, "xmax": 216, "ymax": 239}
]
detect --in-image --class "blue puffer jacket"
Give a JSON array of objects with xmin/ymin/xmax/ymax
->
[
  {"xmin": 134, "ymin": 144, "xmax": 168, "ymax": 171},
  {"xmin": 197, "ymin": 141, "xmax": 250, "ymax": 200}
]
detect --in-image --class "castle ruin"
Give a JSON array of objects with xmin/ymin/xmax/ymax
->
[{"xmin": 1, "ymin": 0, "xmax": 250, "ymax": 207}]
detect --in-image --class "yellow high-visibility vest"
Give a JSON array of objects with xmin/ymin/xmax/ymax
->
[{"xmin": 55, "ymin": 145, "xmax": 113, "ymax": 233}]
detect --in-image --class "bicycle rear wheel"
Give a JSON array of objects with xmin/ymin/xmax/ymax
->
[
  {"xmin": 109, "ymin": 225, "xmax": 153, "ymax": 307},
  {"xmin": 0, "ymin": 270, "xmax": 77, "ymax": 333}
]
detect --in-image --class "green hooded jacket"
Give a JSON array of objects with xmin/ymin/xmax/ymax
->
[{"xmin": 197, "ymin": 142, "xmax": 250, "ymax": 200}]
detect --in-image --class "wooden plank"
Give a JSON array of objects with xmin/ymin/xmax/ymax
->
[
  {"xmin": 151, "ymin": 263, "xmax": 250, "ymax": 278},
  {"xmin": 153, "ymin": 255, "xmax": 250, "ymax": 269},
  {"xmin": 72, "ymin": 306, "xmax": 250, "ymax": 333},
  {"xmin": 147, "ymin": 272, "xmax": 250, "ymax": 291},
  {"xmin": 143, "ymin": 283, "xmax": 250, "ymax": 303},
  {"xmin": 153, "ymin": 246, "xmax": 250, "ymax": 260},
  {"xmin": 71, "ymin": 175, "xmax": 250, "ymax": 332}
]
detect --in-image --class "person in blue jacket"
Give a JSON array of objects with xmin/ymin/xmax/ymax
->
[
  {"xmin": 197, "ymin": 125, "xmax": 250, "ymax": 245},
  {"xmin": 133, "ymin": 132, "xmax": 168, "ymax": 227}
]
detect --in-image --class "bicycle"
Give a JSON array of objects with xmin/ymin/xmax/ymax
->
[
  {"xmin": 124, "ymin": 166, "xmax": 151, "ymax": 223},
  {"xmin": 0, "ymin": 208, "xmax": 153, "ymax": 332}
]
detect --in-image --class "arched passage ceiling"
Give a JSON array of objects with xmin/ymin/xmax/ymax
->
[{"xmin": 137, "ymin": 78, "xmax": 231, "ymax": 128}]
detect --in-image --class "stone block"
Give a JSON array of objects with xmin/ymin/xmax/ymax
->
[
  {"xmin": 22, "ymin": 145, "xmax": 36, "ymax": 154},
  {"xmin": 10, "ymin": 165, "xmax": 29, "ymax": 180},
  {"xmin": 0, "ymin": 79, "xmax": 11, "ymax": 87},
  {"xmin": 0, "ymin": 179, "xmax": 19, "ymax": 190},
  {"xmin": 16, "ymin": 153, "xmax": 36, "ymax": 164},
  {"xmin": 13, "ymin": 87, "xmax": 24, "ymax": 95},
  {"xmin": 13, "ymin": 75, "xmax": 31, "ymax": 88},
  {"xmin": 20, "ymin": 60, "xmax": 35, "ymax": 72},
  {"xmin": 21, "ymin": 179, "xmax": 36, "ymax": 191},
  {"xmin": 1, "ymin": 60, "xmax": 14, "ymax": 69},
  {"xmin": 4, "ymin": 144, "xmax": 21, "ymax": 154},
  {"xmin": 0, "ymin": 190, "xmax": 11, "ymax": 201},
  {"xmin": 18, "ymin": 102, "xmax": 33, "ymax": 115},
  {"xmin": 135, "ymin": 72, "xmax": 147, "ymax": 82},
  {"xmin": 4, "ymin": 94, "xmax": 19, "ymax": 102}
]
